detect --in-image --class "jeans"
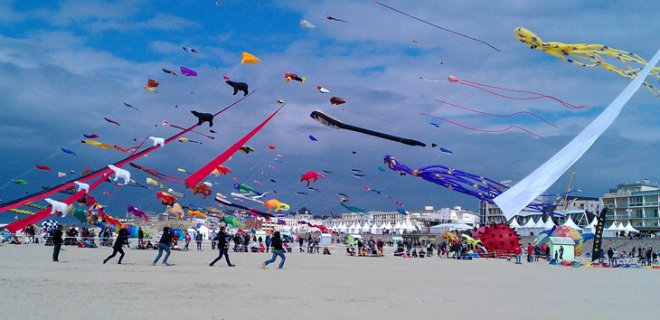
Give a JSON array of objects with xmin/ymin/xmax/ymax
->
[
  {"xmin": 53, "ymin": 243, "xmax": 61, "ymax": 261},
  {"xmin": 153, "ymin": 243, "xmax": 171, "ymax": 264},
  {"xmin": 210, "ymin": 247, "xmax": 232, "ymax": 266},
  {"xmin": 264, "ymin": 250, "xmax": 286, "ymax": 269},
  {"xmin": 515, "ymin": 254, "xmax": 521, "ymax": 264}
]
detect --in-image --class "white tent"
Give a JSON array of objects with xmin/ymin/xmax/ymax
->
[
  {"xmin": 429, "ymin": 223, "xmax": 473, "ymax": 234},
  {"xmin": 516, "ymin": 217, "xmax": 537, "ymax": 236},
  {"xmin": 562, "ymin": 217, "xmax": 582, "ymax": 231},
  {"xmin": 509, "ymin": 218, "xmax": 522, "ymax": 229},
  {"xmin": 338, "ymin": 223, "xmax": 347, "ymax": 233},
  {"xmin": 533, "ymin": 217, "xmax": 546, "ymax": 230},
  {"xmin": 604, "ymin": 222, "xmax": 620, "ymax": 237},
  {"xmin": 370, "ymin": 224, "xmax": 381, "ymax": 234},
  {"xmin": 361, "ymin": 223, "xmax": 371, "ymax": 233},
  {"xmin": 615, "ymin": 222, "xmax": 626, "ymax": 231},
  {"xmin": 404, "ymin": 220, "xmax": 416, "ymax": 233},
  {"xmin": 623, "ymin": 221, "xmax": 639, "ymax": 233},
  {"xmin": 543, "ymin": 218, "xmax": 556, "ymax": 230},
  {"xmin": 349, "ymin": 223, "xmax": 359, "ymax": 234}
]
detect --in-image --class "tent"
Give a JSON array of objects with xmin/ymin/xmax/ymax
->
[
  {"xmin": 533, "ymin": 217, "xmax": 546, "ymax": 230},
  {"xmin": 362, "ymin": 223, "xmax": 371, "ymax": 234},
  {"xmin": 562, "ymin": 217, "xmax": 582, "ymax": 231},
  {"xmin": 371, "ymin": 224, "xmax": 382, "ymax": 234},
  {"xmin": 543, "ymin": 218, "xmax": 556, "ymax": 230},
  {"xmin": 623, "ymin": 221, "xmax": 639, "ymax": 233},
  {"xmin": 518, "ymin": 217, "xmax": 538, "ymax": 236},
  {"xmin": 604, "ymin": 222, "xmax": 620, "ymax": 237},
  {"xmin": 430, "ymin": 223, "xmax": 472, "ymax": 234},
  {"xmin": 582, "ymin": 216, "xmax": 598, "ymax": 234},
  {"xmin": 509, "ymin": 218, "xmax": 522, "ymax": 229}
]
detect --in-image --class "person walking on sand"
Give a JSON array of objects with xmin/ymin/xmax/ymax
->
[
  {"xmin": 153, "ymin": 227, "xmax": 173, "ymax": 266},
  {"xmin": 104, "ymin": 226, "xmax": 128, "ymax": 264},
  {"xmin": 298, "ymin": 235, "xmax": 304, "ymax": 253},
  {"xmin": 138, "ymin": 227, "xmax": 144, "ymax": 247},
  {"xmin": 184, "ymin": 232, "xmax": 191, "ymax": 251},
  {"xmin": 262, "ymin": 231, "xmax": 286, "ymax": 269},
  {"xmin": 52, "ymin": 225, "xmax": 64, "ymax": 262},
  {"xmin": 195, "ymin": 232, "xmax": 203, "ymax": 251},
  {"xmin": 210, "ymin": 226, "xmax": 235, "ymax": 267}
]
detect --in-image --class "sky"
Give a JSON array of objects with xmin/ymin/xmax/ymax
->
[{"xmin": 1, "ymin": 0, "xmax": 659, "ymax": 222}]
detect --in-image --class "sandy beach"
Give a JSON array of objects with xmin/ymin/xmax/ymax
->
[{"xmin": 0, "ymin": 244, "xmax": 656, "ymax": 320}]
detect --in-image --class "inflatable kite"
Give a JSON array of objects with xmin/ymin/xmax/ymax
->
[
  {"xmin": 214, "ymin": 196, "xmax": 273, "ymax": 218},
  {"xmin": 165, "ymin": 203, "xmax": 185, "ymax": 220},
  {"xmin": 311, "ymin": 110, "xmax": 426, "ymax": 147},
  {"xmin": 191, "ymin": 182, "xmax": 212, "ymax": 199},
  {"xmin": 104, "ymin": 117, "xmax": 121, "ymax": 126},
  {"xmin": 144, "ymin": 79, "xmax": 159, "ymax": 92},
  {"xmin": 263, "ymin": 199, "xmax": 290, "ymax": 213},
  {"xmin": 61, "ymin": 148, "xmax": 77, "ymax": 156},
  {"xmin": 317, "ymin": 86, "xmax": 330, "ymax": 93},
  {"xmin": 330, "ymin": 97, "xmax": 346, "ymax": 105},
  {"xmin": 127, "ymin": 204, "xmax": 148, "ymax": 221},
  {"xmin": 156, "ymin": 192, "xmax": 177, "ymax": 206},
  {"xmin": 191, "ymin": 111, "xmax": 214, "ymax": 127},
  {"xmin": 514, "ymin": 27, "xmax": 660, "ymax": 97},
  {"xmin": 162, "ymin": 68, "xmax": 177, "ymax": 76},
  {"xmin": 284, "ymin": 73, "xmax": 305, "ymax": 83},
  {"xmin": 224, "ymin": 77, "xmax": 249, "ymax": 96},
  {"xmin": 300, "ymin": 171, "xmax": 324, "ymax": 187}
]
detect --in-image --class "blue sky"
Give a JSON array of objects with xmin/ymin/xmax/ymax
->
[{"xmin": 1, "ymin": 0, "xmax": 659, "ymax": 221}]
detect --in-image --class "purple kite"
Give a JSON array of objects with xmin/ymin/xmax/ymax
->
[{"xmin": 180, "ymin": 66, "xmax": 198, "ymax": 77}]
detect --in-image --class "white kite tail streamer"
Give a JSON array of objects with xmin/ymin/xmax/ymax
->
[{"xmin": 494, "ymin": 49, "xmax": 660, "ymax": 220}]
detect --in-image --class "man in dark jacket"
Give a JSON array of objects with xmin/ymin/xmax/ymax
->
[
  {"xmin": 209, "ymin": 226, "xmax": 235, "ymax": 267},
  {"xmin": 104, "ymin": 227, "xmax": 128, "ymax": 264},
  {"xmin": 52, "ymin": 225, "xmax": 64, "ymax": 262},
  {"xmin": 153, "ymin": 227, "xmax": 173, "ymax": 266}
]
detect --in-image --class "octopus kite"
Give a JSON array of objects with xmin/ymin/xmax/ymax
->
[{"xmin": 514, "ymin": 27, "xmax": 660, "ymax": 97}]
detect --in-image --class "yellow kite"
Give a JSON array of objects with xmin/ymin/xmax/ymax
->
[{"xmin": 241, "ymin": 52, "xmax": 261, "ymax": 64}]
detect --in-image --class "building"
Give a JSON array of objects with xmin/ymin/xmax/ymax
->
[
  {"xmin": 602, "ymin": 181, "xmax": 660, "ymax": 231},
  {"xmin": 479, "ymin": 196, "xmax": 602, "ymax": 226}
]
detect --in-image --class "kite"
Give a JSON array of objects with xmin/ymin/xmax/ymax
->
[
  {"xmin": 104, "ymin": 117, "xmax": 121, "ymax": 126},
  {"xmin": 317, "ymin": 86, "xmax": 330, "ymax": 93},
  {"xmin": 420, "ymin": 112, "xmax": 543, "ymax": 138},
  {"xmin": 57, "ymin": 172, "xmax": 66, "ymax": 177},
  {"xmin": 224, "ymin": 77, "xmax": 249, "ymax": 96},
  {"xmin": 308, "ymin": 135, "xmax": 318, "ymax": 141},
  {"xmin": 12, "ymin": 179, "xmax": 28, "ymax": 185},
  {"xmin": 167, "ymin": 123, "xmax": 216, "ymax": 140},
  {"xmin": 435, "ymin": 98, "xmax": 557, "ymax": 127},
  {"xmin": 326, "ymin": 16, "xmax": 348, "ymax": 23},
  {"xmin": 340, "ymin": 202, "xmax": 369, "ymax": 214},
  {"xmin": 311, "ymin": 110, "xmax": 426, "ymax": 146},
  {"xmin": 157, "ymin": 192, "xmax": 177, "ymax": 206},
  {"xmin": 130, "ymin": 162, "xmax": 184, "ymax": 184},
  {"xmin": 396, "ymin": 208, "xmax": 408, "ymax": 215},
  {"xmin": 211, "ymin": 165, "xmax": 231, "ymax": 176},
  {"xmin": 263, "ymin": 199, "xmax": 290, "ymax": 213},
  {"xmin": 178, "ymin": 137, "xmax": 202, "ymax": 144},
  {"xmin": 180, "ymin": 66, "xmax": 198, "ymax": 77},
  {"xmin": 300, "ymin": 171, "xmax": 325, "ymax": 187},
  {"xmin": 299, "ymin": 20, "xmax": 316, "ymax": 29},
  {"xmin": 296, "ymin": 191, "xmax": 308, "ymax": 196},
  {"xmin": 241, "ymin": 52, "xmax": 261, "ymax": 64},
  {"xmin": 233, "ymin": 183, "xmax": 263, "ymax": 196},
  {"xmin": 444, "ymin": 75, "xmax": 587, "ymax": 110},
  {"xmin": 439, "ymin": 147, "xmax": 453, "ymax": 155},
  {"xmin": 182, "ymin": 46, "xmax": 198, "ymax": 54},
  {"xmin": 352, "ymin": 172, "xmax": 366, "ymax": 178},
  {"xmin": 36, "ymin": 165, "xmax": 52, "ymax": 171},
  {"xmin": 83, "ymin": 134, "xmax": 99, "ymax": 139},
  {"xmin": 374, "ymin": 1, "xmax": 499, "ymax": 52},
  {"xmin": 514, "ymin": 27, "xmax": 660, "ymax": 97},
  {"xmin": 190, "ymin": 182, "xmax": 212, "ymax": 199},
  {"xmin": 61, "ymin": 148, "xmax": 77, "ymax": 156},
  {"xmin": 144, "ymin": 79, "xmax": 159, "ymax": 92},
  {"xmin": 268, "ymin": 144, "xmax": 276, "ymax": 150},
  {"xmin": 330, "ymin": 97, "xmax": 345, "ymax": 105},
  {"xmin": 188, "ymin": 209, "xmax": 207, "ymax": 219},
  {"xmin": 127, "ymin": 204, "xmax": 148, "ymax": 221},
  {"xmin": 191, "ymin": 111, "xmax": 214, "ymax": 127},
  {"xmin": 307, "ymin": 187, "xmax": 320, "ymax": 192},
  {"xmin": 276, "ymin": 99, "xmax": 285, "ymax": 104},
  {"xmin": 162, "ymin": 68, "xmax": 178, "ymax": 76},
  {"xmin": 123, "ymin": 102, "xmax": 139, "ymax": 111},
  {"xmin": 82, "ymin": 140, "xmax": 137, "ymax": 153},
  {"xmin": 166, "ymin": 203, "xmax": 184, "ymax": 220},
  {"xmin": 239, "ymin": 145, "xmax": 255, "ymax": 154},
  {"xmin": 146, "ymin": 177, "xmax": 166, "ymax": 189},
  {"xmin": 214, "ymin": 196, "xmax": 273, "ymax": 218},
  {"xmin": 494, "ymin": 49, "xmax": 660, "ymax": 220},
  {"xmin": 284, "ymin": 73, "xmax": 305, "ymax": 83},
  {"xmin": 177, "ymin": 168, "xmax": 187, "ymax": 173}
]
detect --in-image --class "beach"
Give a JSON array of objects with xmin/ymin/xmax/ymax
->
[{"xmin": 0, "ymin": 244, "xmax": 656, "ymax": 320}]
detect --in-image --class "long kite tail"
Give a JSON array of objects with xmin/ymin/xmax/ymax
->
[
  {"xmin": 420, "ymin": 112, "xmax": 543, "ymax": 138},
  {"xmin": 0, "ymin": 93, "xmax": 254, "ymax": 220},
  {"xmin": 435, "ymin": 99, "xmax": 557, "ymax": 128},
  {"xmin": 185, "ymin": 104, "xmax": 284, "ymax": 189}
]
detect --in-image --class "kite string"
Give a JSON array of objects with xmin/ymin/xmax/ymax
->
[
  {"xmin": 420, "ymin": 112, "xmax": 543, "ymax": 138},
  {"xmin": 373, "ymin": 0, "xmax": 500, "ymax": 52},
  {"xmin": 434, "ymin": 98, "xmax": 557, "ymax": 128}
]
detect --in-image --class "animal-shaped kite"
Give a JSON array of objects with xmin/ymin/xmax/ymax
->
[
  {"xmin": 157, "ymin": 192, "xmax": 176, "ymax": 206},
  {"xmin": 104, "ymin": 117, "xmax": 121, "ymax": 126},
  {"xmin": 211, "ymin": 165, "xmax": 232, "ymax": 176},
  {"xmin": 44, "ymin": 198, "xmax": 69, "ymax": 217},
  {"xmin": 241, "ymin": 52, "xmax": 261, "ymax": 64},
  {"xmin": 326, "ymin": 16, "xmax": 349, "ymax": 23},
  {"xmin": 191, "ymin": 111, "xmax": 214, "ymax": 127},
  {"xmin": 300, "ymin": 171, "xmax": 325, "ymax": 187},
  {"xmin": 166, "ymin": 203, "xmax": 185, "ymax": 220},
  {"xmin": 224, "ymin": 76, "xmax": 249, "ymax": 96},
  {"xmin": 330, "ymin": 97, "xmax": 346, "ymax": 105},
  {"xmin": 191, "ymin": 182, "xmax": 212, "ymax": 199},
  {"xmin": 239, "ymin": 145, "xmax": 255, "ymax": 154},
  {"xmin": 443, "ymin": 231, "xmax": 460, "ymax": 243},
  {"xmin": 162, "ymin": 68, "xmax": 177, "ymax": 76},
  {"xmin": 148, "ymin": 136, "xmax": 165, "ymax": 147},
  {"xmin": 108, "ymin": 165, "xmax": 131, "ymax": 185},
  {"xmin": 127, "ymin": 204, "xmax": 148, "ymax": 221},
  {"xmin": 73, "ymin": 181, "xmax": 90, "ymax": 193},
  {"xmin": 188, "ymin": 209, "xmax": 207, "ymax": 219},
  {"xmin": 144, "ymin": 79, "xmax": 159, "ymax": 92},
  {"xmin": 263, "ymin": 199, "xmax": 290, "ymax": 213},
  {"xmin": 514, "ymin": 26, "xmax": 660, "ymax": 97},
  {"xmin": 284, "ymin": 73, "xmax": 305, "ymax": 83}
]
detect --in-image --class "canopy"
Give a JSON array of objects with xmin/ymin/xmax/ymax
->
[
  {"xmin": 543, "ymin": 218, "xmax": 556, "ymax": 230},
  {"xmin": 430, "ymin": 223, "xmax": 473, "ymax": 234},
  {"xmin": 606, "ymin": 222, "xmax": 619, "ymax": 230},
  {"xmin": 509, "ymin": 218, "xmax": 522, "ymax": 229},
  {"xmin": 533, "ymin": 217, "xmax": 546, "ymax": 229},
  {"xmin": 623, "ymin": 221, "xmax": 639, "ymax": 233},
  {"xmin": 562, "ymin": 217, "xmax": 582, "ymax": 231},
  {"xmin": 361, "ymin": 223, "xmax": 371, "ymax": 232}
]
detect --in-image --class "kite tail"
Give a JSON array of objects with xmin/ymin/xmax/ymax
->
[
  {"xmin": 457, "ymin": 79, "xmax": 588, "ymax": 109},
  {"xmin": 420, "ymin": 113, "xmax": 543, "ymax": 138},
  {"xmin": 435, "ymin": 99, "xmax": 557, "ymax": 128}
]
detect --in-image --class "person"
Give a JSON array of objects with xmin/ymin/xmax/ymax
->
[
  {"xmin": 210, "ymin": 226, "xmax": 235, "ymax": 267},
  {"xmin": 138, "ymin": 227, "xmax": 144, "ymax": 247},
  {"xmin": 526, "ymin": 243, "xmax": 534, "ymax": 263},
  {"xmin": 183, "ymin": 232, "xmax": 191, "ymax": 251},
  {"xmin": 323, "ymin": 247, "xmax": 331, "ymax": 255},
  {"xmin": 262, "ymin": 231, "xmax": 286, "ymax": 269},
  {"xmin": 514, "ymin": 251, "xmax": 522, "ymax": 264},
  {"xmin": 646, "ymin": 247, "xmax": 653, "ymax": 266},
  {"xmin": 52, "ymin": 225, "xmax": 64, "ymax": 262},
  {"xmin": 195, "ymin": 232, "xmax": 203, "ymax": 251},
  {"xmin": 104, "ymin": 226, "xmax": 128, "ymax": 264},
  {"xmin": 153, "ymin": 227, "xmax": 173, "ymax": 266},
  {"xmin": 265, "ymin": 234, "xmax": 272, "ymax": 253},
  {"xmin": 298, "ymin": 236, "xmax": 304, "ymax": 253},
  {"xmin": 534, "ymin": 245, "xmax": 540, "ymax": 262},
  {"xmin": 607, "ymin": 247, "xmax": 614, "ymax": 265},
  {"xmin": 558, "ymin": 246, "xmax": 564, "ymax": 261}
]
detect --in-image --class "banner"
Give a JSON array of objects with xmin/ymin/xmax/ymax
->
[{"xmin": 590, "ymin": 208, "xmax": 608, "ymax": 262}]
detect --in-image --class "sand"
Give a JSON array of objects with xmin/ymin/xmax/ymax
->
[{"xmin": 0, "ymin": 243, "xmax": 656, "ymax": 320}]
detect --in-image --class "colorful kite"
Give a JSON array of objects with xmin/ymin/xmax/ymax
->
[
  {"xmin": 241, "ymin": 52, "xmax": 261, "ymax": 64},
  {"xmin": 284, "ymin": 73, "xmax": 305, "ymax": 83}
]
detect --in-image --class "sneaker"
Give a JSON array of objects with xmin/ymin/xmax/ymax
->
[
  {"xmin": 152, "ymin": 262, "xmax": 156, "ymax": 266},
  {"xmin": 163, "ymin": 262, "xmax": 171, "ymax": 266},
  {"xmin": 261, "ymin": 262, "xmax": 266, "ymax": 269},
  {"xmin": 209, "ymin": 263, "xmax": 214, "ymax": 267},
  {"xmin": 228, "ymin": 264, "xmax": 235, "ymax": 267},
  {"xmin": 103, "ymin": 259, "xmax": 108, "ymax": 264}
]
